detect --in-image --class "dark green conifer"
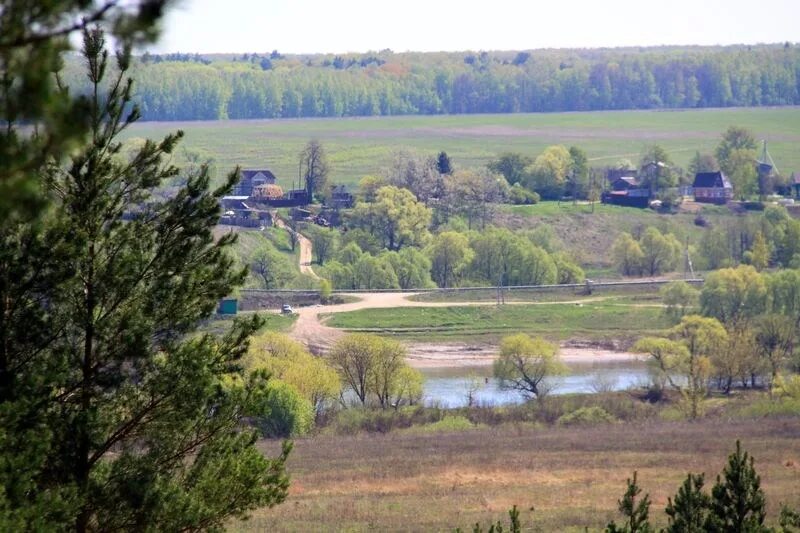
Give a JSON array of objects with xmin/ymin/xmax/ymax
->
[
  {"xmin": 0, "ymin": 27, "xmax": 289, "ymax": 531},
  {"xmin": 706, "ymin": 440, "xmax": 768, "ymax": 533},
  {"xmin": 605, "ymin": 471, "xmax": 653, "ymax": 533},
  {"xmin": 665, "ymin": 473, "xmax": 711, "ymax": 532}
]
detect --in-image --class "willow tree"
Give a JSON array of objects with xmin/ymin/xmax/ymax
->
[{"xmin": 0, "ymin": 29, "xmax": 289, "ymax": 531}]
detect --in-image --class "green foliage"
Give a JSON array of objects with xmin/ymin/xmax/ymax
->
[
  {"xmin": 613, "ymin": 233, "xmax": 645, "ymax": 276},
  {"xmin": 556, "ymin": 406, "xmax": 616, "ymax": 426},
  {"xmin": 506, "ymin": 183, "xmax": 540, "ymax": 205},
  {"xmin": 251, "ymin": 242, "xmax": 294, "ymax": 289},
  {"xmin": 318, "ymin": 278, "xmax": 333, "ymax": 303},
  {"xmin": 526, "ymin": 145, "xmax": 572, "ymax": 199},
  {"xmin": 780, "ymin": 505, "xmax": 800, "ymax": 531},
  {"xmin": 639, "ymin": 227, "xmax": 682, "ymax": 276},
  {"xmin": 488, "ymin": 153, "xmax": 532, "ymax": 185},
  {"xmin": 605, "ymin": 471, "xmax": 653, "ymax": 533},
  {"xmin": 327, "ymin": 333, "xmax": 422, "ymax": 408},
  {"xmin": 436, "ymin": 151, "xmax": 453, "ymax": 175},
  {"xmin": 493, "ymin": 334, "xmax": 567, "ymax": 400},
  {"xmin": 716, "ymin": 126, "xmax": 758, "ymax": 197},
  {"xmin": 701, "ymin": 265, "xmax": 767, "ymax": 326},
  {"xmin": 665, "ymin": 473, "xmax": 711, "ymax": 533},
  {"xmin": 351, "ymin": 185, "xmax": 432, "ymax": 250},
  {"xmin": 660, "ymin": 281, "xmax": 699, "ymax": 320},
  {"xmin": 250, "ymin": 379, "xmax": 314, "ymax": 438},
  {"xmin": 0, "ymin": 0, "xmax": 171, "ymax": 224},
  {"xmin": 306, "ymin": 225, "xmax": 337, "ymax": 265},
  {"xmin": 0, "ymin": 28, "xmax": 289, "ymax": 530},
  {"xmin": 427, "ymin": 231, "xmax": 473, "ymax": 288},
  {"xmin": 706, "ymin": 441, "xmax": 768, "ymax": 532},
  {"xmin": 246, "ymin": 332, "xmax": 341, "ymax": 415}
]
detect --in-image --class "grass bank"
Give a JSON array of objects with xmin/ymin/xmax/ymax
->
[{"xmin": 324, "ymin": 299, "xmax": 672, "ymax": 343}]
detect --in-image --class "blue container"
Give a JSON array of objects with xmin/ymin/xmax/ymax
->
[{"xmin": 218, "ymin": 298, "xmax": 238, "ymax": 315}]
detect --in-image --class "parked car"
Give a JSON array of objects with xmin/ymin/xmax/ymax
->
[{"xmin": 281, "ymin": 304, "xmax": 294, "ymax": 314}]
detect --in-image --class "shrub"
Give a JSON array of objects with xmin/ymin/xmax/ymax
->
[
  {"xmin": 507, "ymin": 183, "xmax": 540, "ymax": 205},
  {"xmin": 252, "ymin": 380, "xmax": 314, "ymax": 438},
  {"xmin": 404, "ymin": 415, "xmax": 478, "ymax": 434},
  {"xmin": 556, "ymin": 406, "xmax": 617, "ymax": 426}
]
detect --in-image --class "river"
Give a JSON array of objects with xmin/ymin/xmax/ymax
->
[{"xmin": 420, "ymin": 360, "xmax": 652, "ymax": 407}]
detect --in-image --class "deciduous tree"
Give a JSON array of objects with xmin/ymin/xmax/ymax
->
[
  {"xmin": 493, "ymin": 334, "xmax": 567, "ymax": 400},
  {"xmin": 352, "ymin": 185, "xmax": 432, "ymax": 250},
  {"xmin": 299, "ymin": 139, "xmax": 330, "ymax": 202},
  {"xmin": 427, "ymin": 231, "xmax": 473, "ymax": 288},
  {"xmin": 613, "ymin": 233, "xmax": 644, "ymax": 276}
]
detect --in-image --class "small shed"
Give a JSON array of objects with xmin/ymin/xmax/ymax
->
[
  {"xmin": 217, "ymin": 298, "xmax": 238, "ymax": 315},
  {"xmin": 693, "ymin": 171, "xmax": 733, "ymax": 204}
]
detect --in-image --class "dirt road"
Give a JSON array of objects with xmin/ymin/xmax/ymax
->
[
  {"xmin": 274, "ymin": 218, "xmax": 319, "ymax": 280},
  {"xmin": 288, "ymin": 291, "xmax": 642, "ymax": 367}
]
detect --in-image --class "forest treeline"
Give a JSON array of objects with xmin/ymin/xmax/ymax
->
[{"xmin": 60, "ymin": 44, "xmax": 800, "ymax": 121}]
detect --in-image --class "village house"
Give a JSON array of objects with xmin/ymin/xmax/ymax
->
[
  {"xmin": 329, "ymin": 185, "xmax": 355, "ymax": 209},
  {"xmin": 601, "ymin": 176, "xmax": 650, "ymax": 207},
  {"xmin": 693, "ymin": 171, "xmax": 733, "ymax": 204},
  {"xmin": 231, "ymin": 169, "xmax": 277, "ymax": 196}
]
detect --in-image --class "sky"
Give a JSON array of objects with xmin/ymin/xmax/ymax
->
[{"xmin": 150, "ymin": 0, "xmax": 799, "ymax": 54}]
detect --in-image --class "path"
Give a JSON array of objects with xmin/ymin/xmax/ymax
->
[
  {"xmin": 274, "ymin": 217, "xmax": 319, "ymax": 280},
  {"xmin": 288, "ymin": 292, "xmax": 642, "ymax": 367}
]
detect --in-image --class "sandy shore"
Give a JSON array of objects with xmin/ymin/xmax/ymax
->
[{"xmin": 404, "ymin": 343, "xmax": 643, "ymax": 369}]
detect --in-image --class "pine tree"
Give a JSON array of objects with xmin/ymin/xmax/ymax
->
[
  {"xmin": 0, "ymin": 28, "xmax": 290, "ymax": 530},
  {"xmin": 436, "ymin": 151, "xmax": 453, "ymax": 175},
  {"xmin": 706, "ymin": 440, "xmax": 768, "ymax": 532},
  {"xmin": 606, "ymin": 471, "xmax": 653, "ymax": 533},
  {"xmin": 665, "ymin": 473, "xmax": 711, "ymax": 532},
  {"xmin": 0, "ymin": 1, "xmax": 173, "ymax": 224}
]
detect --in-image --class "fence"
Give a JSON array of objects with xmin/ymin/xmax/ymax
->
[{"xmin": 241, "ymin": 278, "xmax": 704, "ymax": 297}]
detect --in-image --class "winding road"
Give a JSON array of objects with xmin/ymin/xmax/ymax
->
[{"xmin": 274, "ymin": 217, "xmax": 642, "ymax": 368}]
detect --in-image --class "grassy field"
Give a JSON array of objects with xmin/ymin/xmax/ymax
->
[
  {"xmin": 198, "ymin": 311, "xmax": 297, "ymax": 336},
  {"xmin": 496, "ymin": 200, "xmax": 756, "ymax": 270},
  {"xmin": 324, "ymin": 299, "xmax": 672, "ymax": 343},
  {"xmin": 123, "ymin": 107, "xmax": 800, "ymax": 188},
  {"xmin": 214, "ymin": 225, "xmax": 302, "ymax": 288},
  {"xmin": 244, "ymin": 417, "xmax": 800, "ymax": 531}
]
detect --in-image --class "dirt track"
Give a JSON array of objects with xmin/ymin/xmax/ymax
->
[
  {"xmin": 288, "ymin": 292, "xmax": 642, "ymax": 368},
  {"xmin": 275, "ymin": 222, "xmax": 642, "ymax": 367},
  {"xmin": 274, "ymin": 218, "xmax": 319, "ymax": 280}
]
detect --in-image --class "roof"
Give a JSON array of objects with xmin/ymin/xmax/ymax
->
[
  {"xmin": 241, "ymin": 169, "xmax": 277, "ymax": 182},
  {"xmin": 693, "ymin": 171, "xmax": 732, "ymax": 189},
  {"xmin": 606, "ymin": 168, "xmax": 637, "ymax": 181}
]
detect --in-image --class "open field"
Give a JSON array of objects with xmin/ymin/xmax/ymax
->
[
  {"xmin": 244, "ymin": 417, "xmax": 800, "ymax": 531},
  {"xmin": 198, "ymin": 312, "xmax": 297, "ymax": 336},
  {"xmin": 324, "ymin": 298, "xmax": 672, "ymax": 343},
  {"xmin": 122, "ymin": 107, "xmax": 800, "ymax": 188},
  {"xmin": 497, "ymin": 201, "xmax": 756, "ymax": 271}
]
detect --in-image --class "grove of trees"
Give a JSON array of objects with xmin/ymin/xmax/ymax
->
[{"xmin": 57, "ymin": 45, "xmax": 800, "ymax": 121}]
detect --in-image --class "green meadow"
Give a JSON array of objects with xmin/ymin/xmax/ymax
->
[
  {"xmin": 324, "ymin": 298, "xmax": 672, "ymax": 342},
  {"xmin": 123, "ymin": 107, "xmax": 800, "ymax": 189}
]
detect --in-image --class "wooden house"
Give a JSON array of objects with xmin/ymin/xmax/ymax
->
[
  {"xmin": 693, "ymin": 171, "xmax": 732, "ymax": 204},
  {"xmin": 329, "ymin": 185, "xmax": 355, "ymax": 209},
  {"xmin": 232, "ymin": 169, "xmax": 277, "ymax": 196},
  {"xmin": 601, "ymin": 177, "xmax": 650, "ymax": 208}
]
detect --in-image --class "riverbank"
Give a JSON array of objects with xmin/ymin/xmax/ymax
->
[{"xmin": 405, "ymin": 342, "xmax": 643, "ymax": 369}]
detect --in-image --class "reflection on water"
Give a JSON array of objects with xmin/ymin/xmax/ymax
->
[{"xmin": 421, "ymin": 360, "xmax": 651, "ymax": 408}]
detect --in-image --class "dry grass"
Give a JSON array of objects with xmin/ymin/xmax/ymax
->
[{"xmin": 240, "ymin": 417, "xmax": 800, "ymax": 531}]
